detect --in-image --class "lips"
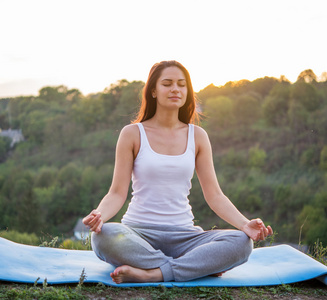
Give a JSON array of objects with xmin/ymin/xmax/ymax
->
[{"xmin": 169, "ymin": 96, "xmax": 181, "ymax": 100}]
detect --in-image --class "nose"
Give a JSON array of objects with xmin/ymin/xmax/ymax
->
[{"xmin": 171, "ymin": 83, "xmax": 180, "ymax": 93}]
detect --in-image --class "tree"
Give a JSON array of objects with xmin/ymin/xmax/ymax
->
[
  {"xmin": 1, "ymin": 171, "xmax": 40, "ymax": 233},
  {"xmin": 319, "ymin": 72, "xmax": 327, "ymax": 82},
  {"xmin": 287, "ymin": 99, "xmax": 309, "ymax": 134},
  {"xmin": 196, "ymin": 83, "xmax": 221, "ymax": 105},
  {"xmin": 34, "ymin": 167, "xmax": 58, "ymax": 188},
  {"xmin": 71, "ymin": 97, "xmax": 106, "ymax": 131},
  {"xmin": 263, "ymin": 83, "xmax": 290, "ymax": 126},
  {"xmin": 57, "ymin": 163, "xmax": 82, "ymax": 214},
  {"xmin": 21, "ymin": 110, "xmax": 46, "ymax": 144},
  {"xmin": 7, "ymin": 97, "xmax": 34, "ymax": 128},
  {"xmin": 39, "ymin": 86, "xmax": 68, "ymax": 103},
  {"xmin": 204, "ymin": 96, "xmax": 234, "ymax": 130},
  {"xmin": 66, "ymin": 88, "xmax": 83, "ymax": 102},
  {"xmin": 248, "ymin": 145, "xmax": 267, "ymax": 169},
  {"xmin": 291, "ymin": 81, "xmax": 320, "ymax": 112},
  {"xmin": 233, "ymin": 93, "xmax": 261, "ymax": 126},
  {"xmin": 297, "ymin": 203, "xmax": 327, "ymax": 246},
  {"xmin": 111, "ymin": 80, "xmax": 144, "ymax": 126},
  {"xmin": 320, "ymin": 146, "xmax": 327, "ymax": 170},
  {"xmin": 297, "ymin": 69, "xmax": 317, "ymax": 83},
  {"xmin": 251, "ymin": 76, "xmax": 279, "ymax": 98},
  {"xmin": 0, "ymin": 136, "xmax": 10, "ymax": 161}
]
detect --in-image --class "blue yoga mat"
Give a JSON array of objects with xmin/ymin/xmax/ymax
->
[{"xmin": 0, "ymin": 237, "xmax": 326, "ymax": 287}]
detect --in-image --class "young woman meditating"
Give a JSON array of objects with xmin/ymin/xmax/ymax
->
[{"xmin": 83, "ymin": 60, "xmax": 273, "ymax": 284}]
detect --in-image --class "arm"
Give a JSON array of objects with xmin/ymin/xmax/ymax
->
[
  {"xmin": 194, "ymin": 126, "xmax": 272, "ymax": 241},
  {"xmin": 83, "ymin": 124, "xmax": 138, "ymax": 233}
]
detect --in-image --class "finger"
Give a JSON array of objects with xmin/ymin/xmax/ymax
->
[
  {"xmin": 82, "ymin": 214, "xmax": 93, "ymax": 225},
  {"xmin": 252, "ymin": 231, "xmax": 260, "ymax": 241},
  {"xmin": 92, "ymin": 218, "xmax": 103, "ymax": 233},
  {"xmin": 84, "ymin": 216, "xmax": 95, "ymax": 227},
  {"xmin": 256, "ymin": 218, "xmax": 263, "ymax": 226},
  {"xmin": 95, "ymin": 220, "xmax": 103, "ymax": 233},
  {"xmin": 267, "ymin": 225, "xmax": 273, "ymax": 236},
  {"xmin": 90, "ymin": 215, "xmax": 103, "ymax": 232},
  {"xmin": 262, "ymin": 226, "xmax": 268, "ymax": 238},
  {"xmin": 89, "ymin": 213, "xmax": 100, "ymax": 224},
  {"xmin": 261, "ymin": 225, "xmax": 269, "ymax": 238},
  {"xmin": 88, "ymin": 213, "xmax": 101, "ymax": 227},
  {"xmin": 83, "ymin": 210, "xmax": 100, "ymax": 224},
  {"xmin": 90, "ymin": 210, "xmax": 101, "ymax": 219},
  {"xmin": 256, "ymin": 233, "xmax": 261, "ymax": 242}
]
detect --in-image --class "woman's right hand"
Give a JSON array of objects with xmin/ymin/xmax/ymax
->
[{"xmin": 83, "ymin": 210, "xmax": 103, "ymax": 233}]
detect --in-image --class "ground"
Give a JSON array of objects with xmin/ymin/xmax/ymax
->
[{"xmin": 1, "ymin": 279, "xmax": 327, "ymax": 299}]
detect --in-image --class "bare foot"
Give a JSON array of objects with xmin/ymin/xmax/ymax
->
[
  {"xmin": 209, "ymin": 271, "xmax": 226, "ymax": 277},
  {"xmin": 110, "ymin": 265, "xmax": 163, "ymax": 284}
]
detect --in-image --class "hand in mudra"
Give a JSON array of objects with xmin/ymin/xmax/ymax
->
[
  {"xmin": 242, "ymin": 219, "xmax": 273, "ymax": 241},
  {"xmin": 83, "ymin": 210, "xmax": 103, "ymax": 233}
]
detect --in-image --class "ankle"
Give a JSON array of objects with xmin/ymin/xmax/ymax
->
[{"xmin": 145, "ymin": 268, "xmax": 163, "ymax": 282}]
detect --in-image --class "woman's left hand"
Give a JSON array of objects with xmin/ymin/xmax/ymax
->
[{"xmin": 242, "ymin": 219, "xmax": 273, "ymax": 241}]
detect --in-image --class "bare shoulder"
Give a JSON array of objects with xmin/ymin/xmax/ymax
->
[
  {"xmin": 194, "ymin": 125, "xmax": 211, "ymax": 155},
  {"xmin": 120, "ymin": 123, "xmax": 139, "ymax": 137},
  {"xmin": 118, "ymin": 124, "xmax": 140, "ymax": 158},
  {"xmin": 194, "ymin": 125, "xmax": 209, "ymax": 142}
]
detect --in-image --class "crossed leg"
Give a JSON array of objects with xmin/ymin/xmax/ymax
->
[{"xmin": 91, "ymin": 223, "xmax": 252, "ymax": 283}]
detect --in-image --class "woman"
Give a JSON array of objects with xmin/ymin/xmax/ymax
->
[{"xmin": 83, "ymin": 60, "xmax": 273, "ymax": 284}]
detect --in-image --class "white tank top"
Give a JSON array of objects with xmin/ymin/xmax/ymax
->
[{"xmin": 121, "ymin": 123, "xmax": 195, "ymax": 226}]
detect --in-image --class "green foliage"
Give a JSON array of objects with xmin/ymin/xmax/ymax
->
[
  {"xmin": 233, "ymin": 93, "xmax": 261, "ymax": 126},
  {"xmin": 0, "ymin": 230, "xmax": 39, "ymax": 245},
  {"xmin": 309, "ymin": 240, "xmax": 327, "ymax": 265},
  {"xmin": 0, "ymin": 284, "xmax": 88, "ymax": 299},
  {"xmin": 248, "ymin": 145, "xmax": 267, "ymax": 169},
  {"xmin": 61, "ymin": 238, "xmax": 91, "ymax": 250},
  {"xmin": 320, "ymin": 145, "xmax": 327, "ymax": 170},
  {"xmin": 39, "ymin": 85, "xmax": 68, "ymax": 103},
  {"xmin": 297, "ymin": 190, "xmax": 327, "ymax": 246},
  {"xmin": 300, "ymin": 145, "xmax": 320, "ymax": 167},
  {"xmin": 287, "ymin": 99, "xmax": 309, "ymax": 133},
  {"xmin": 262, "ymin": 83, "xmax": 290, "ymax": 126},
  {"xmin": 221, "ymin": 149, "xmax": 247, "ymax": 169},
  {"xmin": 291, "ymin": 81, "xmax": 320, "ymax": 112},
  {"xmin": 297, "ymin": 205, "xmax": 327, "ymax": 246},
  {"xmin": 0, "ymin": 136, "xmax": 11, "ymax": 160},
  {"xmin": 297, "ymin": 69, "xmax": 317, "ymax": 83},
  {"xmin": 204, "ymin": 96, "xmax": 234, "ymax": 129},
  {"xmin": 0, "ymin": 282, "xmax": 326, "ymax": 300},
  {"xmin": 0, "ymin": 73, "xmax": 326, "ymax": 246}
]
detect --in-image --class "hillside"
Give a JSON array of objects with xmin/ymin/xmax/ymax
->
[{"xmin": 0, "ymin": 71, "xmax": 326, "ymax": 246}]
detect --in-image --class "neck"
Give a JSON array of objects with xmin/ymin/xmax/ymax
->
[{"xmin": 151, "ymin": 110, "xmax": 181, "ymax": 129}]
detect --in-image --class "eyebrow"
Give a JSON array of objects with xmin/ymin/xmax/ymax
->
[{"xmin": 161, "ymin": 79, "xmax": 186, "ymax": 82}]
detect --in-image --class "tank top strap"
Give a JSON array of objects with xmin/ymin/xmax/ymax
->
[
  {"xmin": 188, "ymin": 124, "xmax": 195, "ymax": 154},
  {"xmin": 137, "ymin": 122, "xmax": 195, "ymax": 154},
  {"xmin": 136, "ymin": 123, "xmax": 148, "ymax": 152}
]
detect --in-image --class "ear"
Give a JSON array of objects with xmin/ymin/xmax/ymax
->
[{"xmin": 152, "ymin": 89, "xmax": 156, "ymax": 98}]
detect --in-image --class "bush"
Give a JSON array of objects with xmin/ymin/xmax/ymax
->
[
  {"xmin": 0, "ymin": 230, "xmax": 39, "ymax": 245},
  {"xmin": 61, "ymin": 238, "xmax": 91, "ymax": 250},
  {"xmin": 248, "ymin": 145, "xmax": 267, "ymax": 169},
  {"xmin": 320, "ymin": 146, "xmax": 327, "ymax": 170}
]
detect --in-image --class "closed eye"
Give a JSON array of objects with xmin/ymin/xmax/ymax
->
[{"xmin": 161, "ymin": 79, "xmax": 186, "ymax": 87}]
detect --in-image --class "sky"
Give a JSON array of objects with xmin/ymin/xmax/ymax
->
[{"xmin": 0, "ymin": 0, "xmax": 326, "ymax": 98}]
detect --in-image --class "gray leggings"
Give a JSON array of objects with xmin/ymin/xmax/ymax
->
[{"xmin": 91, "ymin": 222, "xmax": 253, "ymax": 282}]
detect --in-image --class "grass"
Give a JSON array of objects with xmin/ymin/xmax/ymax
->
[
  {"xmin": 0, "ymin": 280, "xmax": 326, "ymax": 300},
  {"xmin": 0, "ymin": 233, "xmax": 326, "ymax": 299}
]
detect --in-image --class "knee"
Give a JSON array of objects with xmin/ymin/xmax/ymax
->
[
  {"xmin": 234, "ymin": 231, "xmax": 253, "ymax": 262},
  {"xmin": 92, "ymin": 222, "xmax": 130, "ymax": 248},
  {"xmin": 91, "ymin": 223, "xmax": 131, "ymax": 262}
]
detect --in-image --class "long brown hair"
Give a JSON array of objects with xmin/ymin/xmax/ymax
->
[{"xmin": 133, "ymin": 60, "xmax": 199, "ymax": 124}]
